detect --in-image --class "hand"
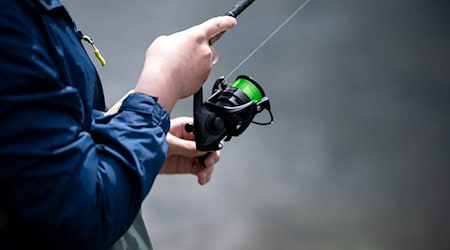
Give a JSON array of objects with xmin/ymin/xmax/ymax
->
[
  {"xmin": 160, "ymin": 117, "xmax": 221, "ymax": 185},
  {"xmin": 134, "ymin": 16, "xmax": 237, "ymax": 113}
]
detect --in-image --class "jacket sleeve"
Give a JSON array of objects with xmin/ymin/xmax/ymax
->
[{"xmin": 0, "ymin": 2, "xmax": 169, "ymax": 249}]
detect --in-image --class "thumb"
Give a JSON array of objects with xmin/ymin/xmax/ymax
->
[{"xmin": 197, "ymin": 16, "xmax": 237, "ymax": 40}]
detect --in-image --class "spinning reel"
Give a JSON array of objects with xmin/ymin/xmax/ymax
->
[
  {"xmin": 188, "ymin": 75, "xmax": 273, "ymax": 151},
  {"xmin": 185, "ymin": 0, "xmax": 275, "ymax": 156}
]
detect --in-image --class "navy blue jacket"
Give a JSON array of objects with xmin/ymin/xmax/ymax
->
[{"xmin": 0, "ymin": 0, "xmax": 170, "ymax": 249}]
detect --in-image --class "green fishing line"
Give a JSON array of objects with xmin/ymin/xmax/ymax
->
[
  {"xmin": 232, "ymin": 77, "xmax": 263, "ymax": 101},
  {"xmin": 225, "ymin": 0, "xmax": 311, "ymax": 79}
]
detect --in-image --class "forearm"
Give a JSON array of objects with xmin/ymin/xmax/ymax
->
[{"xmin": 0, "ymin": 92, "xmax": 169, "ymax": 249}]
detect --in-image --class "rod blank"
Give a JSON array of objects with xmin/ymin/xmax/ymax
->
[{"xmin": 209, "ymin": 0, "xmax": 255, "ymax": 45}]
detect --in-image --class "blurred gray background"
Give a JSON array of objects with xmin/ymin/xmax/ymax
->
[{"xmin": 63, "ymin": 0, "xmax": 450, "ymax": 249}]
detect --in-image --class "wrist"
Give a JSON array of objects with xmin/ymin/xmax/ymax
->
[{"xmin": 134, "ymin": 78, "xmax": 177, "ymax": 113}]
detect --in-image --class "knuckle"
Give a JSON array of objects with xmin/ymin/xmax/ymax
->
[
  {"xmin": 191, "ymin": 32, "xmax": 206, "ymax": 44},
  {"xmin": 155, "ymin": 35, "xmax": 168, "ymax": 42}
]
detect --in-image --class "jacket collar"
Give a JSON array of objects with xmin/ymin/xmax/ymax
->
[{"xmin": 37, "ymin": 0, "xmax": 63, "ymax": 10}]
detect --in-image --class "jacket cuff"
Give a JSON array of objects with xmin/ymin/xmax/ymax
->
[{"xmin": 119, "ymin": 93, "xmax": 170, "ymax": 133}]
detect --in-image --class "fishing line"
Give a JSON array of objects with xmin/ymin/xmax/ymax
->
[
  {"xmin": 226, "ymin": 0, "xmax": 311, "ymax": 79},
  {"xmin": 190, "ymin": 0, "xmax": 311, "ymax": 156}
]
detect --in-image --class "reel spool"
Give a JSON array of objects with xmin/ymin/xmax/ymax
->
[{"xmin": 191, "ymin": 75, "xmax": 273, "ymax": 151}]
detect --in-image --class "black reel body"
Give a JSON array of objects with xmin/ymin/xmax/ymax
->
[{"xmin": 192, "ymin": 75, "xmax": 273, "ymax": 151}]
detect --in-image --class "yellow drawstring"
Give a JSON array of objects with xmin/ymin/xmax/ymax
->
[{"xmin": 81, "ymin": 35, "xmax": 106, "ymax": 67}]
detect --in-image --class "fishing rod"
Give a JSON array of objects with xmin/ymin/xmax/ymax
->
[
  {"xmin": 188, "ymin": 0, "xmax": 311, "ymax": 164},
  {"xmin": 208, "ymin": 0, "xmax": 255, "ymax": 45}
]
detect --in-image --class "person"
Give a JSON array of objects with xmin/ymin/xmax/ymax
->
[{"xmin": 0, "ymin": 0, "xmax": 237, "ymax": 249}]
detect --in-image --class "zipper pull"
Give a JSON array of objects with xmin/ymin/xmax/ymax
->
[{"xmin": 78, "ymin": 31, "xmax": 106, "ymax": 67}]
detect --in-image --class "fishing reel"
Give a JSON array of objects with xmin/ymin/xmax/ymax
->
[{"xmin": 189, "ymin": 75, "xmax": 273, "ymax": 151}]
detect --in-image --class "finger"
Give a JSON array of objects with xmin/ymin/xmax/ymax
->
[
  {"xmin": 179, "ymin": 123, "xmax": 196, "ymax": 141},
  {"xmin": 182, "ymin": 130, "xmax": 195, "ymax": 141},
  {"xmin": 167, "ymin": 133, "xmax": 204, "ymax": 157},
  {"xmin": 175, "ymin": 156, "xmax": 198, "ymax": 174},
  {"xmin": 196, "ymin": 151, "xmax": 220, "ymax": 185},
  {"xmin": 197, "ymin": 165, "xmax": 214, "ymax": 186},
  {"xmin": 203, "ymin": 150, "xmax": 221, "ymax": 167},
  {"xmin": 198, "ymin": 16, "xmax": 237, "ymax": 41},
  {"xmin": 170, "ymin": 117, "xmax": 195, "ymax": 140},
  {"xmin": 171, "ymin": 116, "xmax": 193, "ymax": 126},
  {"xmin": 195, "ymin": 161, "xmax": 215, "ymax": 185}
]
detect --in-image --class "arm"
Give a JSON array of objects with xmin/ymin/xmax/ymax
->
[
  {"xmin": 0, "ymin": 9, "xmax": 169, "ymax": 247},
  {"xmin": 0, "ymin": 2, "xmax": 235, "ymax": 249}
]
